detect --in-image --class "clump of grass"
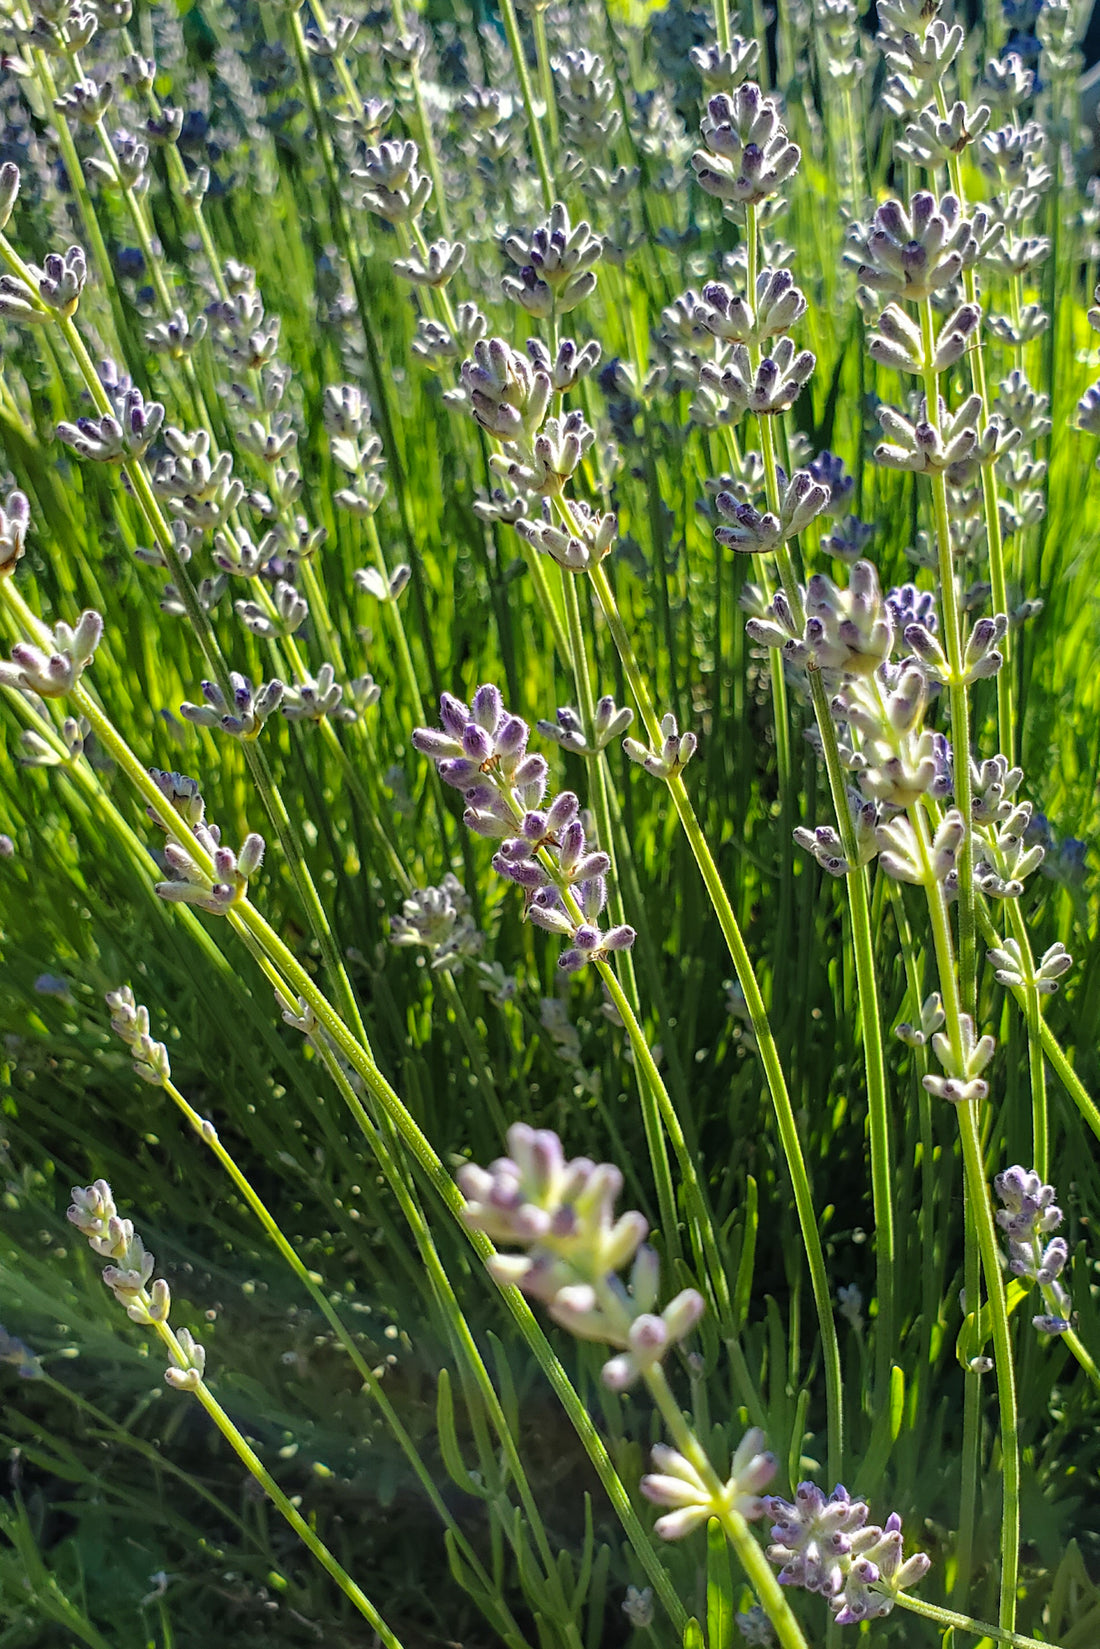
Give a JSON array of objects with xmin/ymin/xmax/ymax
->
[{"xmin": 1, "ymin": 0, "xmax": 1099, "ymax": 1645}]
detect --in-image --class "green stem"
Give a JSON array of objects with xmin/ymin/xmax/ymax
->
[
  {"xmin": 920, "ymin": 296, "xmax": 977, "ymax": 1013},
  {"xmin": 644, "ymin": 1366, "xmax": 810, "ymax": 1649},
  {"xmin": 1003, "ymin": 898, "xmax": 1048, "ymax": 1179},
  {"xmin": 757, "ymin": 432, "xmax": 895, "ymax": 1404},
  {"xmin": 974, "ymin": 904, "xmax": 1100, "ymax": 1143},
  {"xmin": 938, "ymin": 91, "xmax": 1016, "ymax": 762},
  {"xmin": 532, "ymin": 5, "xmax": 560, "ymax": 156},
  {"xmin": 154, "ymin": 1072, "xmax": 515, "ymax": 1621},
  {"xmin": 0, "ymin": 600, "xmax": 683, "ymax": 1628},
  {"xmin": 1064, "ymin": 1328, "xmax": 1100, "ymax": 1388},
  {"xmin": 558, "ymin": 565, "xmax": 682, "ymax": 1266},
  {"xmin": 896, "ymin": 1593, "xmax": 1060, "ymax": 1649},
  {"xmin": 146, "ymin": 1321, "xmax": 401, "ymax": 1645},
  {"xmin": 437, "ymin": 969, "xmax": 510, "ymax": 1137},
  {"xmin": 910, "ymin": 806, "xmax": 1019, "ymax": 1636},
  {"xmin": 498, "ymin": 0, "xmax": 555, "ymax": 209},
  {"xmin": 585, "ymin": 556, "xmax": 843, "ymax": 1482}
]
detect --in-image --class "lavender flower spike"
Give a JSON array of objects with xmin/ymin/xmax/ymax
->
[
  {"xmin": 457, "ymin": 1124, "xmax": 703, "ymax": 1387},
  {"xmin": 764, "ymin": 1483, "xmax": 931, "ymax": 1622},
  {"xmin": 994, "ymin": 1166, "xmax": 1072, "ymax": 1333},
  {"xmin": 415, "ymin": 689, "xmax": 635, "ymax": 973}
]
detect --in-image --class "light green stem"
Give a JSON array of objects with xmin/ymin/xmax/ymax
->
[
  {"xmin": 532, "ymin": 5, "xmax": 560, "ymax": 155},
  {"xmin": 910, "ymin": 805, "xmax": 1019, "ymax": 1636},
  {"xmin": 154, "ymin": 1070, "xmax": 517, "ymax": 1623},
  {"xmin": 751, "ymin": 323, "xmax": 894, "ymax": 1402},
  {"xmin": 559, "ymin": 566, "xmax": 683, "ymax": 1266},
  {"xmin": 144, "ymin": 1318, "xmax": 401, "ymax": 1645},
  {"xmin": 499, "ymin": 0, "xmax": 555, "ymax": 209},
  {"xmin": 897, "ymin": 1593, "xmax": 1061, "ymax": 1649},
  {"xmin": 644, "ymin": 1367, "xmax": 810, "ymax": 1649},
  {"xmin": 938, "ymin": 90, "xmax": 1016, "ymax": 762},
  {"xmin": 0, "ymin": 596, "xmax": 683, "ymax": 1628},
  {"xmin": 1003, "ymin": 898, "xmax": 1049, "ymax": 1179},
  {"xmin": 920, "ymin": 297, "xmax": 977, "ymax": 1012},
  {"xmin": 974, "ymin": 905, "xmax": 1100, "ymax": 1142},
  {"xmin": 586, "ymin": 556, "xmax": 843, "ymax": 1482}
]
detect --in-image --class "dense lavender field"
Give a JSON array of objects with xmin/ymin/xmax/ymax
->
[{"xmin": 1, "ymin": 0, "xmax": 1099, "ymax": 1644}]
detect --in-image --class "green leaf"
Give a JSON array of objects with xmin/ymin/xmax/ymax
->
[
  {"xmin": 706, "ymin": 1518, "xmax": 733, "ymax": 1649},
  {"xmin": 436, "ymin": 1368, "xmax": 488, "ymax": 1499},
  {"xmin": 733, "ymin": 1176, "xmax": 758, "ymax": 1331}
]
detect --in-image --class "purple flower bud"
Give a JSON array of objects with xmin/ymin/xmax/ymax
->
[
  {"xmin": 470, "ymin": 683, "xmax": 503, "ymax": 730},
  {"xmin": 438, "ymin": 692, "xmax": 469, "ymax": 739},
  {"xmin": 545, "ymin": 790, "xmax": 580, "ymax": 835},
  {"xmin": 462, "ymin": 723, "xmax": 494, "ymax": 763}
]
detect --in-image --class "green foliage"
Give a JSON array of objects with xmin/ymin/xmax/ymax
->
[{"xmin": 0, "ymin": 0, "xmax": 1097, "ymax": 1644}]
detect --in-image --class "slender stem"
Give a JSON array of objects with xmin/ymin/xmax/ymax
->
[
  {"xmin": 955, "ymin": 1187, "xmax": 982, "ymax": 1609},
  {"xmin": 1003, "ymin": 898, "xmax": 1048, "ymax": 1179},
  {"xmin": 896, "ymin": 1594, "xmax": 1058, "ymax": 1649},
  {"xmin": 498, "ymin": 0, "xmax": 555, "ymax": 209},
  {"xmin": 910, "ymin": 806, "xmax": 1019, "ymax": 1636},
  {"xmin": 437, "ymin": 969, "xmax": 510, "ymax": 1137},
  {"xmin": 583, "ymin": 553, "xmax": 842, "ymax": 1479},
  {"xmin": 1064, "ymin": 1328, "xmax": 1100, "ymax": 1389},
  {"xmin": 5, "ymin": 260, "xmax": 374, "ymax": 1042},
  {"xmin": 0, "ymin": 593, "xmax": 684, "ymax": 1627},
  {"xmin": 532, "ymin": 6, "xmax": 560, "ymax": 156},
  {"xmin": 559, "ymin": 567, "xmax": 683, "ymax": 1265},
  {"xmin": 920, "ymin": 297, "xmax": 977, "ymax": 1012},
  {"xmin": 937, "ymin": 92, "xmax": 1016, "ymax": 762},
  {"xmin": 758, "ymin": 430, "xmax": 895, "ymax": 1400},
  {"xmin": 663, "ymin": 767, "xmax": 842, "ymax": 1478},
  {"xmin": 144, "ymin": 1319, "xmax": 402, "ymax": 1645},
  {"xmin": 974, "ymin": 905, "xmax": 1100, "ymax": 1142},
  {"xmin": 365, "ymin": 513, "xmax": 427, "ymax": 725},
  {"xmin": 644, "ymin": 1367, "xmax": 810, "ymax": 1649},
  {"xmin": 154, "ymin": 1071, "xmax": 515, "ymax": 1619}
]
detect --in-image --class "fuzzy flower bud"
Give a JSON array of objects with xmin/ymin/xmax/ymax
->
[
  {"xmin": 994, "ymin": 1166, "xmax": 1072, "ymax": 1333},
  {"xmin": 715, "ymin": 468, "xmax": 827, "ymax": 554},
  {"xmin": 503, "ymin": 203, "xmax": 602, "ymax": 316},
  {"xmin": 923, "ymin": 1012, "xmax": 995, "ymax": 1104},
  {"xmin": 0, "ymin": 611, "xmax": 103, "ymax": 699},
  {"xmin": 0, "ymin": 491, "xmax": 30, "ymax": 576},
  {"xmin": 355, "ymin": 139, "xmax": 432, "ymax": 223},
  {"xmin": 642, "ymin": 1429, "xmax": 776, "ymax": 1542},
  {"xmin": 701, "ymin": 336, "xmax": 815, "ymax": 418},
  {"xmin": 390, "ymin": 874, "xmax": 483, "ymax": 971},
  {"xmin": 623, "ymin": 712, "xmax": 697, "ymax": 779}
]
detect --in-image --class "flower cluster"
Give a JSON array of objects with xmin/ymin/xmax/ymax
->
[
  {"xmin": 146, "ymin": 768, "xmax": 265, "ymax": 916},
  {"xmin": 105, "ymin": 985, "xmax": 171, "ymax": 1086},
  {"xmin": 537, "ymin": 696, "xmax": 633, "ymax": 757},
  {"xmin": 180, "ymin": 672, "xmax": 285, "ymax": 739},
  {"xmin": 502, "ymin": 202, "xmax": 602, "ymax": 318},
  {"xmin": 67, "ymin": 1181, "xmax": 206, "ymax": 1389},
  {"xmin": 640, "ymin": 1429, "xmax": 777, "ymax": 1543},
  {"xmin": 994, "ymin": 1167, "xmax": 1072, "ymax": 1334},
  {"xmin": 459, "ymin": 1123, "xmax": 703, "ymax": 1390},
  {"xmin": 765, "ymin": 1482, "xmax": 931, "ymax": 1624},
  {"xmin": 921, "ymin": 1012, "xmax": 996, "ymax": 1104},
  {"xmin": 622, "ymin": 712, "xmax": 697, "ymax": 780},
  {"xmin": 692, "ymin": 84, "xmax": 801, "ymax": 208},
  {"xmin": 0, "ymin": 610, "xmax": 103, "ymax": 699},
  {"xmin": 389, "ymin": 874, "xmax": 483, "ymax": 972},
  {"xmin": 413, "ymin": 687, "xmax": 635, "ymax": 972}
]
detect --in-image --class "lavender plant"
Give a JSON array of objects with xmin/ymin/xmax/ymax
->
[{"xmin": 0, "ymin": 0, "xmax": 1098, "ymax": 1645}]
